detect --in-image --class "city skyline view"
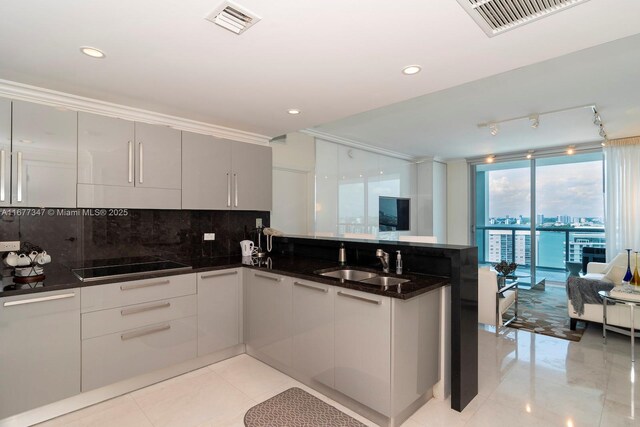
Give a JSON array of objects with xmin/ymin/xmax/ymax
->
[{"xmin": 487, "ymin": 160, "xmax": 604, "ymax": 219}]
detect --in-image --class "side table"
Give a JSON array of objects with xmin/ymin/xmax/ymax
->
[{"xmin": 599, "ymin": 290, "xmax": 640, "ymax": 362}]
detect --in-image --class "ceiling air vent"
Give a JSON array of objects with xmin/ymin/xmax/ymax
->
[
  {"xmin": 206, "ymin": 1, "xmax": 261, "ymax": 35},
  {"xmin": 457, "ymin": 0, "xmax": 591, "ymax": 37}
]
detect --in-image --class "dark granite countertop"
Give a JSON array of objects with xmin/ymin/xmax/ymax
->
[{"xmin": 0, "ymin": 254, "xmax": 449, "ymax": 300}]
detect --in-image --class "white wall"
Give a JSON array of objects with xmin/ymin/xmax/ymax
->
[
  {"xmin": 433, "ymin": 161, "xmax": 447, "ymax": 243},
  {"xmin": 270, "ymin": 132, "xmax": 315, "ymax": 235},
  {"xmin": 446, "ymin": 159, "xmax": 470, "ymax": 245},
  {"xmin": 416, "ymin": 160, "xmax": 447, "ymax": 243}
]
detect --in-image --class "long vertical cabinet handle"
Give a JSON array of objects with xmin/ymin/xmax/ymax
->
[
  {"xmin": 0, "ymin": 149, "xmax": 5, "ymax": 202},
  {"xmin": 234, "ymin": 173, "xmax": 238, "ymax": 207},
  {"xmin": 227, "ymin": 173, "xmax": 231, "ymax": 207},
  {"xmin": 128, "ymin": 141, "xmax": 133, "ymax": 183},
  {"xmin": 138, "ymin": 142, "xmax": 144, "ymax": 184},
  {"xmin": 16, "ymin": 151, "xmax": 22, "ymax": 202}
]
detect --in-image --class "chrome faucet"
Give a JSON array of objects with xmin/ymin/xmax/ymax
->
[{"xmin": 376, "ymin": 249, "xmax": 390, "ymax": 273}]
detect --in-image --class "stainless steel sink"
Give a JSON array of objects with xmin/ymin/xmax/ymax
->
[
  {"xmin": 319, "ymin": 269, "xmax": 379, "ymax": 281},
  {"xmin": 359, "ymin": 276, "xmax": 410, "ymax": 287}
]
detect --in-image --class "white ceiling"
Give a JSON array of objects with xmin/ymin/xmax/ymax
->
[
  {"xmin": 313, "ymin": 32, "xmax": 640, "ymax": 160},
  {"xmin": 0, "ymin": 0, "xmax": 639, "ymax": 140}
]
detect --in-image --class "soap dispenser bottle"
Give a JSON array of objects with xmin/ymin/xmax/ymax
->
[{"xmin": 396, "ymin": 250, "xmax": 403, "ymax": 275}]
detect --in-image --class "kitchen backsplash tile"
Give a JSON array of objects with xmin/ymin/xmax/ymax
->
[{"xmin": 1, "ymin": 209, "xmax": 269, "ymax": 267}]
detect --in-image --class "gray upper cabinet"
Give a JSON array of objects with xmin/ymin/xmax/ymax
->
[
  {"xmin": 78, "ymin": 112, "xmax": 134, "ymax": 187},
  {"xmin": 77, "ymin": 112, "xmax": 182, "ymax": 209},
  {"xmin": 134, "ymin": 122, "xmax": 181, "ymax": 190},
  {"xmin": 0, "ymin": 289, "xmax": 81, "ymax": 419},
  {"xmin": 182, "ymin": 132, "xmax": 232, "ymax": 210},
  {"xmin": 231, "ymin": 141, "xmax": 272, "ymax": 211},
  {"xmin": 11, "ymin": 100, "xmax": 77, "ymax": 207},
  {"xmin": 182, "ymin": 133, "xmax": 272, "ymax": 211},
  {"xmin": 0, "ymin": 99, "xmax": 10, "ymax": 206}
]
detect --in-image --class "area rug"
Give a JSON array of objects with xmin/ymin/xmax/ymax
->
[
  {"xmin": 244, "ymin": 387, "xmax": 366, "ymax": 427},
  {"xmin": 503, "ymin": 284, "xmax": 588, "ymax": 342}
]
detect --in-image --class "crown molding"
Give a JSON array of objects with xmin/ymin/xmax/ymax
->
[
  {"xmin": 0, "ymin": 79, "xmax": 270, "ymax": 145},
  {"xmin": 301, "ymin": 129, "xmax": 416, "ymax": 162}
]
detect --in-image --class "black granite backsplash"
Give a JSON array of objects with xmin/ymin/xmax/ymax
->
[{"xmin": 0, "ymin": 209, "xmax": 269, "ymax": 266}]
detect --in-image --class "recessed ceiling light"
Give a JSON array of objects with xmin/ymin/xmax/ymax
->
[
  {"xmin": 287, "ymin": 109, "xmax": 300, "ymax": 115},
  {"xmin": 486, "ymin": 155, "xmax": 495, "ymax": 163},
  {"xmin": 402, "ymin": 65, "xmax": 421, "ymax": 75},
  {"xmin": 567, "ymin": 146, "xmax": 575, "ymax": 155},
  {"xmin": 80, "ymin": 46, "xmax": 106, "ymax": 59}
]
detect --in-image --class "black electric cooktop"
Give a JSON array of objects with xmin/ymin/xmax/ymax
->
[{"xmin": 72, "ymin": 257, "xmax": 191, "ymax": 282}]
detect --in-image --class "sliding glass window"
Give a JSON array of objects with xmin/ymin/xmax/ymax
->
[{"xmin": 473, "ymin": 152, "xmax": 604, "ymax": 286}]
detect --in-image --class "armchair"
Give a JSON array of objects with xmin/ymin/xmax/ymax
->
[{"xmin": 478, "ymin": 267, "xmax": 518, "ymax": 335}]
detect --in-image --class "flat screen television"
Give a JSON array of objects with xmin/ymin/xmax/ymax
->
[{"xmin": 379, "ymin": 196, "xmax": 410, "ymax": 231}]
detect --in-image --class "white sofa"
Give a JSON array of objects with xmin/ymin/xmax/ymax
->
[{"xmin": 568, "ymin": 253, "xmax": 640, "ymax": 329}]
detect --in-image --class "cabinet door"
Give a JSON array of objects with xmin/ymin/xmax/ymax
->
[
  {"xmin": 0, "ymin": 98, "xmax": 10, "ymax": 206},
  {"xmin": 245, "ymin": 271, "xmax": 292, "ymax": 368},
  {"xmin": 231, "ymin": 142, "xmax": 272, "ymax": 211},
  {"xmin": 134, "ymin": 122, "xmax": 181, "ymax": 190},
  {"xmin": 12, "ymin": 101, "xmax": 77, "ymax": 207},
  {"xmin": 182, "ymin": 132, "xmax": 232, "ymax": 210},
  {"xmin": 334, "ymin": 289, "xmax": 391, "ymax": 416},
  {"xmin": 0, "ymin": 289, "xmax": 81, "ymax": 419},
  {"xmin": 197, "ymin": 269, "xmax": 241, "ymax": 356},
  {"xmin": 292, "ymin": 279, "xmax": 334, "ymax": 387},
  {"xmin": 78, "ymin": 112, "xmax": 134, "ymax": 187}
]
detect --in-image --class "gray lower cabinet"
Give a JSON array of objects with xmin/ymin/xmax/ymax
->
[
  {"xmin": 334, "ymin": 288, "xmax": 391, "ymax": 416},
  {"xmin": 81, "ymin": 274, "xmax": 198, "ymax": 391},
  {"xmin": 0, "ymin": 289, "xmax": 81, "ymax": 419},
  {"xmin": 11, "ymin": 100, "xmax": 77, "ymax": 207},
  {"xmin": 245, "ymin": 271, "xmax": 292, "ymax": 369},
  {"xmin": 197, "ymin": 269, "xmax": 242, "ymax": 356},
  {"xmin": 292, "ymin": 279, "xmax": 334, "ymax": 388}
]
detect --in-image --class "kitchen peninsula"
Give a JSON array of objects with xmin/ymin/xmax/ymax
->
[{"xmin": 0, "ymin": 232, "xmax": 477, "ymax": 427}]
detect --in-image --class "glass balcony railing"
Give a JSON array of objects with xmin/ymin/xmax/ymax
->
[{"xmin": 476, "ymin": 225, "xmax": 605, "ymax": 272}]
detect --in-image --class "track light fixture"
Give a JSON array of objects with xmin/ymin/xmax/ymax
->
[
  {"xmin": 567, "ymin": 145, "xmax": 575, "ymax": 155},
  {"xmin": 489, "ymin": 124, "xmax": 499, "ymax": 136},
  {"xmin": 486, "ymin": 155, "xmax": 495, "ymax": 163},
  {"xmin": 526, "ymin": 150, "xmax": 534, "ymax": 159}
]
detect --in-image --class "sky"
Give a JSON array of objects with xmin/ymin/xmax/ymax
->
[{"xmin": 488, "ymin": 160, "xmax": 604, "ymax": 218}]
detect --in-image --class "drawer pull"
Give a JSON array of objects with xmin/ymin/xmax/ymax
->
[
  {"xmin": 120, "ymin": 279, "xmax": 171, "ymax": 291},
  {"xmin": 3, "ymin": 292, "xmax": 76, "ymax": 307},
  {"xmin": 121, "ymin": 302, "xmax": 171, "ymax": 316},
  {"xmin": 121, "ymin": 324, "xmax": 171, "ymax": 341},
  {"xmin": 255, "ymin": 273, "xmax": 281, "ymax": 282},
  {"xmin": 201, "ymin": 270, "xmax": 238, "ymax": 279},
  {"xmin": 337, "ymin": 291, "xmax": 381, "ymax": 305},
  {"xmin": 294, "ymin": 282, "xmax": 328, "ymax": 293}
]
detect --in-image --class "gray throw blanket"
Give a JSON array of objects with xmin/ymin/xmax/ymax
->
[{"xmin": 566, "ymin": 276, "xmax": 614, "ymax": 316}]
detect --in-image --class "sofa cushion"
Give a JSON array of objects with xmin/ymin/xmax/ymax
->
[
  {"xmin": 603, "ymin": 265, "xmax": 627, "ymax": 285},
  {"xmin": 582, "ymin": 273, "xmax": 611, "ymax": 283}
]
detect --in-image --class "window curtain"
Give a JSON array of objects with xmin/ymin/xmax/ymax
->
[{"xmin": 604, "ymin": 136, "xmax": 640, "ymax": 261}]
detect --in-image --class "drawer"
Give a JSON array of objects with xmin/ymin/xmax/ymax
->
[
  {"xmin": 81, "ymin": 316, "xmax": 197, "ymax": 391},
  {"xmin": 82, "ymin": 294, "xmax": 196, "ymax": 340},
  {"xmin": 81, "ymin": 273, "xmax": 196, "ymax": 313}
]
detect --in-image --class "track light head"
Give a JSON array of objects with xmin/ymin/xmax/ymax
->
[
  {"xmin": 529, "ymin": 115, "xmax": 539, "ymax": 129},
  {"xmin": 489, "ymin": 124, "xmax": 499, "ymax": 136}
]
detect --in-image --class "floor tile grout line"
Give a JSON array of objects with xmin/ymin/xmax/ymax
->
[{"xmin": 128, "ymin": 392, "xmax": 156, "ymax": 427}]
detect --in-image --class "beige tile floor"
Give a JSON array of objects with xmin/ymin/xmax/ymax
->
[{"xmin": 38, "ymin": 324, "xmax": 640, "ymax": 427}]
